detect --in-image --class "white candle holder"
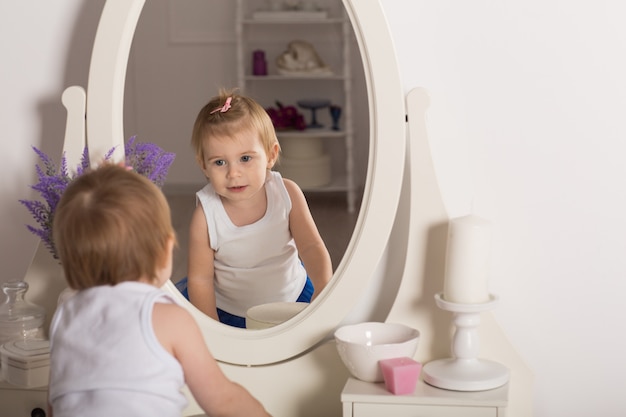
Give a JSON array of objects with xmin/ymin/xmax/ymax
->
[{"xmin": 423, "ymin": 292, "xmax": 510, "ymax": 391}]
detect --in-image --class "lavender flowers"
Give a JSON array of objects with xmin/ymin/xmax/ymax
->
[
  {"xmin": 124, "ymin": 136, "xmax": 176, "ymax": 188},
  {"xmin": 19, "ymin": 136, "xmax": 175, "ymax": 260}
]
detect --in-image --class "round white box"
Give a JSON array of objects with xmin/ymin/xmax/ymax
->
[
  {"xmin": 277, "ymin": 154, "xmax": 331, "ymax": 188},
  {"xmin": 280, "ymin": 136, "xmax": 325, "ymax": 159}
]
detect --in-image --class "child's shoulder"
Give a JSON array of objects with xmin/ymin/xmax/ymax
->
[
  {"xmin": 153, "ymin": 300, "xmax": 188, "ymax": 316},
  {"xmin": 284, "ymin": 176, "xmax": 306, "ymax": 195},
  {"xmin": 281, "ymin": 176, "xmax": 297, "ymax": 188},
  {"xmin": 152, "ymin": 301, "xmax": 197, "ymax": 333}
]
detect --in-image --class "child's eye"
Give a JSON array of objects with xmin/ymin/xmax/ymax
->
[
  {"xmin": 241, "ymin": 155, "xmax": 252, "ymax": 162},
  {"xmin": 214, "ymin": 160, "xmax": 225, "ymax": 167}
]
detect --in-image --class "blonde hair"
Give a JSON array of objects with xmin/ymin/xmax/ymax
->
[
  {"xmin": 53, "ymin": 164, "xmax": 175, "ymax": 290},
  {"xmin": 191, "ymin": 88, "xmax": 280, "ymax": 167}
]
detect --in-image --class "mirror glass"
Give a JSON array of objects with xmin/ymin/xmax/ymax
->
[
  {"xmin": 123, "ymin": 0, "xmax": 369, "ymax": 323},
  {"xmin": 90, "ymin": 0, "xmax": 405, "ymax": 364}
]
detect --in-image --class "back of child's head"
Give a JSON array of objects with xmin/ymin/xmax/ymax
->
[
  {"xmin": 53, "ymin": 163, "xmax": 175, "ymax": 290},
  {"xmin": 191, "ymin": 88, "xmax": 279, "ymax": 165}
]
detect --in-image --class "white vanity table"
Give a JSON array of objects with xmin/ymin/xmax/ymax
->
[
  {"xmin": 0, "ymin": 381, "xmax": 47, "ymax": 416},
  {"xmin": 341, "ymin": 378, "xmax": 508, "ymax": 417}
]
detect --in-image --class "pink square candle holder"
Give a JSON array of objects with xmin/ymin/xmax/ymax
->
[{"xmin": 379, "ymin": 357, "xmax": 422, "ymax": 395}]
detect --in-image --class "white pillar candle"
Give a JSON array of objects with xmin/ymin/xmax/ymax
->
[{"xmin": 443, "ymin": 215, "xmax": 492, "ymax": 304}]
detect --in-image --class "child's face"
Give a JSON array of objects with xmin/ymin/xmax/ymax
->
[{"xmin": 199, "ymin": 128, "xmax": 278, "ymax": 204}]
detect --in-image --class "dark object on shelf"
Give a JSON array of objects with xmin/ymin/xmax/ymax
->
[
  {"xmin": 266, "ymin": 101, "xmax": 307, "ymax": 130},
  {"xmin": 330, "ymin": 105, "xmax": 342, "ymax": 130},
  {"xmin": 297, "ymin": 99, "xmax": 331, "ymax": 129},
  {"xmin": 252, "ymin": 50, "xmax": 267, "ymax": 76}
]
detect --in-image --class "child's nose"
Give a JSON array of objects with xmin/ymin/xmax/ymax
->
[{"xmin": 227, "ymin": 164, "xmax": 241, "ymax": 177}]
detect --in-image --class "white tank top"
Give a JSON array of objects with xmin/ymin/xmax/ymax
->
[
  {"xmin": 198, "ymin": 170, "xmax": 307, "ymax": 317},
  {"xmin": 49, "ymin": 282, "xmax": 187, "ymax": 417}
]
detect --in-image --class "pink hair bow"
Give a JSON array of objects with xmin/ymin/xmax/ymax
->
[{"xmin": 210, "ymin": 97, "xmax": 232, "ymax": 114}]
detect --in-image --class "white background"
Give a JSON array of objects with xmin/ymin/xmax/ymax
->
[{"xmin": 2, "ymin": 1, "xmax": 624, "ymax": 415}]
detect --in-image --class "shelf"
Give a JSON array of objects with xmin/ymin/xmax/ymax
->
[
  {"xmin": 245, "ymin": 75, "xmax": 347, "ymax": 81},
  {"xmin": 243, "ymin": 18, "xmax": 346, "ymax": 25},
  {"xmin": 300, "ymin": 175, "xmax": 349, "ymax": 193},
  {"xmin": 277, "ymin": 129, "xmax": 346, "ymax": 139}
]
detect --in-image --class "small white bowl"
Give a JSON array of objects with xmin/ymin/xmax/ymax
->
[
  {"xmin": 334, "ymin": 322, "xmax": 420, "ymax": 382},
  {"xmin": 246, "ymin": 302, "xmax": 309, "ymax": 330}
]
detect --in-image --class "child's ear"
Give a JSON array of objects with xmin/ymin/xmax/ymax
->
[
  {"xmin": 168, "ymin": 234, "xmax": 177, "ymax": 251},
  {"xmin": 196, "ymin": 153, "xmax": 211, "ymax": 182},
  {"xmin": 164, "ymin": 235, "xmax": 176, "ymax": 261},
  {"xmin": 196, "ymin": 154, "xmax": 205, "ymax": 169},
  {"xmin": 267, "ymin": 143, "xmax": 280, "ymax": 169}
]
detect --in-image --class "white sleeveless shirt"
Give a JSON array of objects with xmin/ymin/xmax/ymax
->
[
  {"xmin": 198, "ymin": 170, "xmax": 307, "ymax": 317},
  {"xmin": 49, "ymin": 282, "xmax": 187, "ymax": 417}
]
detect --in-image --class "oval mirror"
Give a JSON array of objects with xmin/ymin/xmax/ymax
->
[{"xmin": 85, "ymin": 0, "xmax": 405, "ymax": 365}]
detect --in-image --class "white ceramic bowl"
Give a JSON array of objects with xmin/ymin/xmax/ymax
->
[
  {"xmin": 334, "ymin": 322, "xmax": 420, "ymax": 382},
  {"xmin": 245, "ymin": 302, "xmax": 309, "ymax": 330}
]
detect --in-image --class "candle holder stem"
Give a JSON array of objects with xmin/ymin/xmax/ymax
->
[
  {"xmin": 453, "ymin": 311, "xmax": 480, "ymax": 359},
  {"xmin": 423, "ymin": 293, "xmax": 510, "ymax": 391}
]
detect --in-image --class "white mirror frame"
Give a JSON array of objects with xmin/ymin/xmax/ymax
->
[{"xmin": 84, "ymin": 0, "xmax": 405, "ymax": 365}]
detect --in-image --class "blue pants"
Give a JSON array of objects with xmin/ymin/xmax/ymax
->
[{"xmin": 174, "ymin": 276, "xmax": 314, "ymax": 329}]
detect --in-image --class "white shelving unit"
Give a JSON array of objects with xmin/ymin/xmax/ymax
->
[{"xmin": 235, "ymin": 0, "xmax": 357, "ymax": 212}]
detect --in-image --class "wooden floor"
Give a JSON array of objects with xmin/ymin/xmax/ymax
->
[{"xmin": 166, "ymin": 190, "xmax": 360, "ymax": 284}]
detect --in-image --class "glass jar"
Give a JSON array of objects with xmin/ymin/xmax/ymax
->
[{"xmin": 0, "ymin": 281, "xmax": 46, "ymax": 345}]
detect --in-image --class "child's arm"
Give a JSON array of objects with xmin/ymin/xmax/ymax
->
[
  {"xmin": 187, "ymin": 205, "xmax": 219, "ymax": 320},
  {"xmin": 284, "ymin": 179, "xmax": 333, "ymax": 300},
  {"xmin": 153, "ymin": 303, "xmax": 272, "ymax": 417}
]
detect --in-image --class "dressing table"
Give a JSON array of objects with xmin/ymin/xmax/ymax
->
[
  {"xmin": 0, "ymin": 381, "xmax": 47, "ymax": 415},
  {"xmin": 341, "ymin": 378, "xmax": 508, "ymax": 417}
]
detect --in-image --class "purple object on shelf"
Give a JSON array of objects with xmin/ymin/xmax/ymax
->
[{"xmin": 252, "ymin": 50, "xmax": 267, "ymax": 76}]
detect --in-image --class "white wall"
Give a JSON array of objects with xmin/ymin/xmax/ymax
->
[
  {"xmin": 2, "ymin": 1, "xmax": 624, "ymax": 416},
  {"xmin": 381, "ymin": 0, "xmax": 626, "ymax": 415},
  {"xmin": 0, "ymin": 0, "xmax": 104, "ymax": 282}
]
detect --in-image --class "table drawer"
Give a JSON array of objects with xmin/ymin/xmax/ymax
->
[
  {"xmin": 0, "ymin": 387, "xmax": 48, "ymax": 416},
  {"xmin": 353, "ymin": 402, "xmax": 497, "ymax": 417}
]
